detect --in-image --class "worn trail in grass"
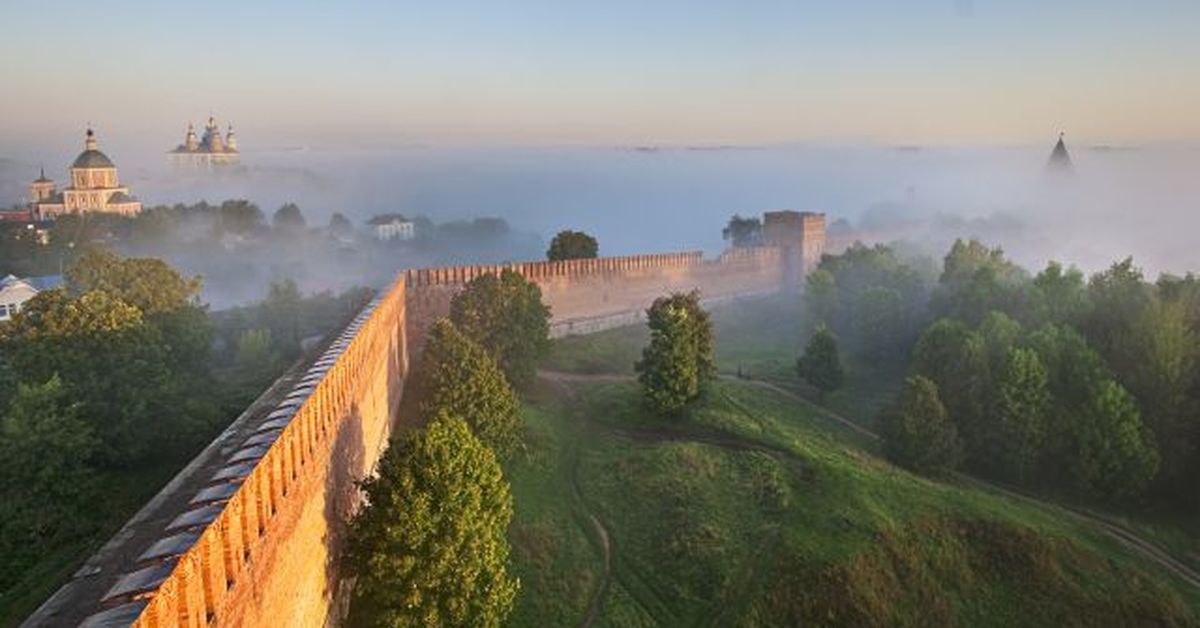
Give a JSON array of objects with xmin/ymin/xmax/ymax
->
[{"xmin": 507, "ymin": 296, "xmax": 1200, "ymax": 626}]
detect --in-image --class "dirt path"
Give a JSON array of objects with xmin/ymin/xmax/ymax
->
[{"xmin": 537, "ymin": 368, "xmax": 1200, "ymax": 594}]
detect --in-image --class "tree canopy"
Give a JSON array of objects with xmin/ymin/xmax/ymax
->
[
  {"xmin": 450, "ymin": 270, "xmax": 551, "ymax": 388},
  {"xmin": 345, "ymin": 415, "xmax": 518, "ymax": 627},
  {"xmin": 546, "ymin": 230, "xmax": 599, "ymax": 261},
  {"xmin": 415, "ymin": 320, "xmax": 522, "ymax": 458},
  {"xmin": 882, "ymin": 375, "xmax": 963, "ymax": 473},
  {"xmin": 635, "ymin": 291, "xmax": 716, "ymax": 415},
  {"xmin": 796, "ymin": 324, "xmax": 845, "ymax": 401},
  {"xmin": 272, "ymin": 202, "xmax": 307, "ymax": 232},
  {"xmin": 722, "ymin": 215, "xmax": 763, "ymax": 247}
]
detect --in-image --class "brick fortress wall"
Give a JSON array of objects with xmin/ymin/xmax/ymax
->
[{"xmin": 67, "ymin": 211, "xmax": 824, "ymax": 628}]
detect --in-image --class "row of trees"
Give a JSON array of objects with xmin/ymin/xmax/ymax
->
[
  {"xmin": 805, "ymin": 238, "xmax": 1199, "ymax": 504},
  {"xmin": 0, "ymin": 249, "xmax": 367, "ymax": 598},
  {"xmin": 0, "ymin": 251, "xmax": 219, "ymax": 592},
  {"xmin": 345, "ymin": 269, "xmax": 551, "ymax": 626}
]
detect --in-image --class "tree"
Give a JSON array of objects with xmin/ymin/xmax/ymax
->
[
  {"xmin": 722, "ymin": 215, "xmax": 763, "ymax": 247},
  {"xmin": 803, "ymin": 268, "xmax": 837, "ymax": 326},
  {"xmin": 235, "ymin": 328, "xmax": 275, "ymax": 376},
  {"xmin": 1030, "ymin": 261, "xmax": 1089, "ymax": 326},
  {"xmin": 0, "ymin": 377, "xmax": 98, "ymax": 590},
  {"xmin": 882, "ymin": 376, "xmax": 963, "ymax": 473},
  {"xmin": 546, "ymin": 230, "xmax": 598, "ymax": 261},
  {"xmin": 635, "ymin": 291, "xmax": 716, "ymax": 415},
  {"xmin": 992, "ymin": 348, "xmax": 1050, "ymax": 482},
  {"xmin": 415, "ymin": 320, "xmax": 522, "ymax": 458},
  {"xmin": 259, "ymin": 279, "xmax": 304, "ymax": 357},
  {"xmin": 217, "ymin": 199, "xmax": 264, "ymax": 236},
  {"xmin": 329, "ymin": 212, "xmax": 353, "ymax": 237},
  {"xmin": 1025, "ymin": 323, "xmax": 1159, "ymax": 498},
  {"xmin": 0, "ymin": 289, "xmax": 190, "ymax": 464},
  {"xmin": 1069, "ymin": 380, "xmax": 1159, "ymax": 498},
  {"xmin": 450, "ymin": 270, "xmax": 550, "ymax": 388},
  {"xmin": 0, "ymin": 376, "xmax": 97, "ymax": 522},
  {"xmin": 272, "ymin": 202, "xmax": 306, "ymax": 232},
  {"xmin": 345, "ymin": 415, "xmax": 518, "ymax": 627},
  {"xmin": 65, "ymin": 249, "xmax": 212, "ymax": 376},
  {"xmin": 796, "ymin": 324, "xmax": 845, "ymax": 401},
  {"xmin": 66, "ymin": 249, "xmax": 202, "ymax": 315},
  {"xmin": 1117, "ymin": 299, "xmax": 1197, "ymax": 485},
  {"xmin": 1083, "ymin": 257, "xmax": 1150, "ymax": 369},
  {"xmin": 932, "ymin": 239, "xmax": 1027, "ymax": 324},
  {"xmin": 911, "ymin": 319, "xmax": 989, "ymax": 460}
]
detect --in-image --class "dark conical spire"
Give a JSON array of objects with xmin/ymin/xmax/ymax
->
[{"xmin": 1047, "ymin": 131, "xmax": 1073, "ymax": 173}]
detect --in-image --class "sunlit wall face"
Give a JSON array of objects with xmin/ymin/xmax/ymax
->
[{"xmin": 1, "ymin": 0, "xmax": 1199, "ymax": 153}]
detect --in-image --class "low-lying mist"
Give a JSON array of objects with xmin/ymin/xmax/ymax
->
[{"xmin": 4, "ymin": 141, "xmax": 1199, "ymax": 307}]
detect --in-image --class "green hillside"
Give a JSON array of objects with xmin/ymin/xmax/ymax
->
[{"xmin": 507, "ymin": 298, "xmax": 1200, "ymax": 627}]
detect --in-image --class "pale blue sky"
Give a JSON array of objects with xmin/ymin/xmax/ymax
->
[{"xmin": 2, "ymin": 1, "xmax": 1198, "ymax": 148}]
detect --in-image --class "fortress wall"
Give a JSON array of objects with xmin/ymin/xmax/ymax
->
[
  {"xmin": 126, "ymin": 278, "xmax": 409, "ymax": 628},
  {"xmin": 73, "ymin": 240, "xmax": 811, "ymax": 628},
  {"xmin": 404, "ymin": 247, "xmax": 785, "ymax": 349}
]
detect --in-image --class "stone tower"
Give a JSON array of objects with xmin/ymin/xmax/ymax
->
[
  {"xmin": 29, "ymin": 166, "xmax": 55, "ymax": 202},
  {"xmin": 762, "ymin": 210, "xmax": 826, "ymax": 289}
]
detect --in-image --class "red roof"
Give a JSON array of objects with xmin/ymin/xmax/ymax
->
[{"xmin": 0, "ymin": 210, "xmax": 33, "ymax": 222}]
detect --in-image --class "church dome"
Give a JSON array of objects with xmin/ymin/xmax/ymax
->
[
  {"xmin": 72, "ymin": 127, "xmax": 116, "ymax": 169},
  {"xmin": 72, "ymin": 149, "xmax": 115, "ymax": 169}
]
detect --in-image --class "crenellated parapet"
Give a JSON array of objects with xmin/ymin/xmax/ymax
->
[
  {"xmin": 68, "ymin": 278, "xmax": 409, "ymax": 628},
  {"xmin": 404, "ymin": 250, "xmax": 705, "ymax": 287}
]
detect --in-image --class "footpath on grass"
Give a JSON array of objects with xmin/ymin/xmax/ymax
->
[
  {"xmin": 537, "ymin": 368, "xmax": 1200, "ymax": 597},
  {"xmin": 538, "ymin": 372, "xmax": 812, "ymax": 627}
]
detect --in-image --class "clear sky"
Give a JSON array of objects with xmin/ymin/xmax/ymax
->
[{"xmin": 2, "ymin": 0, "xmax": 1198, "ymax": 148}]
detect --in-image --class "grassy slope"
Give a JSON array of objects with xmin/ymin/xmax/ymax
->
[{"xmin": 509, "ymin": 295, "xmax": 1200, "ymax": 626}]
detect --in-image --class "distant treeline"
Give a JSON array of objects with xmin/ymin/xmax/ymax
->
[
  {"xmin": 808, "ymin": 239, "xmax": 1200, "ymax": 507},
  {"xmin": 0, "ymin": 200, "xmax": 544, "ymax": 307}
]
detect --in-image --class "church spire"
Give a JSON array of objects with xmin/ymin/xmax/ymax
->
[
  {"xmin": 85, "ymin": 126, "xmax": 98, "ymax": 151},
  {"xmin": 1046, "ymin": 131, "xmax": 1073, "ymax": 174}
]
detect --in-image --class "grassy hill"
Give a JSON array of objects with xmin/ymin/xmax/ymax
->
[{"xmin": 506, "ymin": 297, "xmax": 1200, "ymax": 626}]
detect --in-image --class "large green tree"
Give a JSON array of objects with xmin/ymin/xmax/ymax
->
[
  {"xmin": 796, "ymin": 324, "xmax": 845, "ymax": 401},
  {"xmin": 0, "ymin": 289, "xmax": 194, "ymax": 464},
  {"xmin": 882, "ymin": 376, "xmax": 964, "ymax": 473},
  {"xmin": 932, "ymin": 239, "xmax": 1027, "ymax": 324},
  {"xmin": 635, "ymin": 291, "xmax": 716, "ymax": 415},
  {"xmin": 911, "ymin": 319, "xmax": 990, "ymax": 461},
  {"xmin": 1069, "ymin": 380, "xmax": 1160, "ymax": 498},
  {"xmin": 415, "ymin": 320, "xmax": 522, "ymax": 458},
  {"xmin": 546, "ymin": 230, "xmax": 599, "ymax": 261},
  {"xmin": 450, "ymin": 269, "xmax": 551, "ymax": 388},
  {"xmin": 1117, "ymin": 300, "xmax": 1197, "ymax": 485},
  {"xmin": 0, "ymin": 377, "xmax": 98, "ymax": 591},
  {"xmin": 345, "ymin": 415, "xmax": 519, "ymax": 627},
  {"xmin": 66, "ymin": 249, "xmax": 202, "ymax": 315},
  {"xmin": 992, "ymin": 347, "xmax": 1050, "ymax": 482}
]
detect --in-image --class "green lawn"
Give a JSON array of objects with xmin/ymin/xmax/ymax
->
[{"xmin": 508, "ymin": 299, "xmax": 1200, "ymax": 626}]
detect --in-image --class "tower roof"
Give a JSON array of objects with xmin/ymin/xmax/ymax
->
[
  {"xmin": 1046, "ymin": 132, "xmax": 1073, "ymax": 172},
  {"xmin": 73, "ymin": 127, "xmax": 116, "ymax": 169}
]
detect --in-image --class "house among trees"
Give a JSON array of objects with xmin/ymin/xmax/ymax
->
[
  {"xmin": 368, "ymin": 214, "xmax": 416, "ymax": 241},
  {"xmin": 0, "ymin": 274, "xmax": 61, "ymax": 321}
]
